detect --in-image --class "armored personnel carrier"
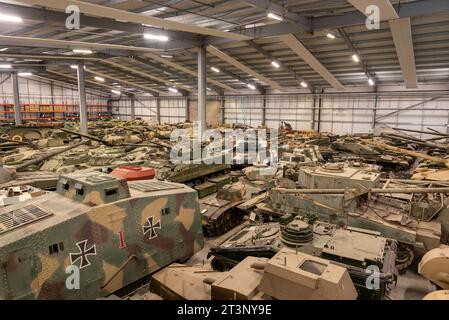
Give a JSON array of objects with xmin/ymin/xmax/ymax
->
[
  {"xmin": 209, "ymin": 215, "xmax": 397, "ymax": 300},
  {"xmin": 0, "ymin": 171, "xmax": 204, "ymax": 300}
]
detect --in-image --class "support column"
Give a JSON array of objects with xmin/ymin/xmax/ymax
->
[
  {"xmin": 262, "ymin": 95, "xmax": 267, "ymax": 127},
  {"xmin": 311, "ymin": 94, "xmax": 317, "ymax": 130},
  {"xmin": 11, "ymin": 73, "xmax": 22, "ymax": 125},
  {"xmin": 317, "ymin": 90, "xmax": 323, "ymax": 133},
  {"xmin": 371, "ymin": 92, "xmax": 379, "ymax": 130},
  {"xmin": 220, "ymin": 95, "xmax": 225, "ymax": 125},
  {"xmin": 77, "ymin": 63, "xmax": 88, "ymax": 134},
  {"xmin": 156, "ymin": 96, "xmax": 161, "ymax": 124},
  {"xmin": 185, "ymin": 95, "xmax": 190, "ymax": 122},
  {"xmin": 198, "ymin": 44, "xmax": 207, "ymax": 135},
  {"xmin": 130, "ymin": 95, "xmax": 136, "ymax": 120}
]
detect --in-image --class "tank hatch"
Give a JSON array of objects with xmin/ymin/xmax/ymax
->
[
  {"xmin": 56, "ymin": 172, "xmax": 131, "ymax": 206},
  {"xmin": 128, "ymin": 180, "xmax": 180, "ymax": 192},
  {"xmin": 0, "ymin": 204, "xmax": 52, "ymax": 235}
]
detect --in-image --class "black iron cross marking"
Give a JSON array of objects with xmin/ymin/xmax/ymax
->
[
  {"xmin": 142, "ymin": 216, "xmax": 161, "ymax": 239},
  {"xmin": 70, "ymin": 240, "xmax": 97, "ymax": 269}
]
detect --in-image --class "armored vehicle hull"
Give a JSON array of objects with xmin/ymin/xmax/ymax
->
[
  {"xmin": 209, "ymin": 217, "xmax": 397, "ymax": 300},
  {"xmin": 0, "ymin": 172, "xmax": 204, "ymax": 300}
]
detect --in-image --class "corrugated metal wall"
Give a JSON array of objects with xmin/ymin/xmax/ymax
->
[
  {"xmin": 111, "ymin": 97, "xmax": 186, "ymax": 124},
  {"xmin": 0, "ymin": 74, "xmax": 108, "ymax": 109},
  {"xmin": 223, "ymin": 92, "xmax": 449, "ymax": 137},
  {"xmin": 2, "ymin": 72, "xmax": 447, "ymax": 137}
]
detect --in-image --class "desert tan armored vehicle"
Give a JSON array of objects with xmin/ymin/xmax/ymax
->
[
  {"xmin": 0, "ymin": 171, "xmax": 204, "ymax": 300},
  {"xmin": 266, "ymin": 163, "xmax": 448, "ymax": 269},
  {"xmin": 257, "ymin": 248, "xmax": 357, "ymax": 300},
  {"xmin": 209, "ymin": 215, "xmax": 397, "ymax": 299},
  {"xmin": 418, "ymin": 245, "xmax": 449, "ymax": 290},
  {"xmin": 150, "ymin": 249, "xmax": 358, "ymax": 300}
]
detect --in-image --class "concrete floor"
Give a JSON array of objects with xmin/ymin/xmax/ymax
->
[
  {"xmin": 187, "ymin": 222, "xmax": 436, "ymax": 300},
  {"xmin": 389, "ymin": 265, "xmax": 436, "ymax": 300}
]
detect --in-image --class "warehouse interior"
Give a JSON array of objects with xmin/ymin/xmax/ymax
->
[{"xmin": 0, "ymin": 0, "xmax": 448, "ymax": 301}]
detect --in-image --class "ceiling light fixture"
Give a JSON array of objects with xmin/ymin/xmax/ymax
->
[
  {"xmin": 168, "ymin": 87, "xmax": 178, "ymax": 93},
  {"xmin": 211, "ymin": 66, "xmax": 220, "ymax": 73},
  {"xmin": 368, "ymin": 78, "xmax": 375, "ymax": 86},
  {"xmin": 160, "ymin": 54, "xmax": 173, "ymax": 59},
  {"xmin": 0, "ymin": 48, "xmax": 8, "ymax": 52},
  {"xmin": 94, "ymin": 76, "xmax": 105, "ymax": 82},
  {"xmin": 143, "ymin": 34, "xmax": 169, "ymax": 42},
  {"xmin": 326, "ymin": 33, "xmax": 336, "ymax": 39},
  {"xmin": 271, "ymin": 61, "xmax": 280, "ymax": 68},
  {"xmin": 352, "ymin": 54, "xmax": 360, "ymax": 63},
  {"xmin": 300, "ymin": 81, "xmax": 308, "ymax": 88},
  {"xmin": 18, "ymin": 72, "xmax": 32, "ymax": 76},
  {"xmin": 0, "ymin": 64, "xmax": 12, "ymax": 69},
  {"xmin": 247, "ymin": 83, "xmax": 256, "ymax": 90},
  {"xmin": 111, "ymin": 89, "xmax": 121, "ymax": 95},
  {"xmin": 72, "ymin": 49, "xmax": 93, "ymax": 54},
  {"xmin": 0, "ymin": 14, "xmax": 23, "ymax": 23},
  {"xmin": 267, "ymin": 13, "xmax": 283, "ymax": 21}
]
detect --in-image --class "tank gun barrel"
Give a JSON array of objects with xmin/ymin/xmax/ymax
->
[
  {"xmin": 15, "ymin": 139, "xmax": 89, "ymax": 172},
  {"xmin": 61, "ymin": 128, "xmax": 170, "ymax": 149},
  {"xmin": 273, "ymin": 187, "xmax": 449, "ymax": 194},
  {"xmin": 360, "ymin": 138, "xmax": 449, "ymax": 167}
]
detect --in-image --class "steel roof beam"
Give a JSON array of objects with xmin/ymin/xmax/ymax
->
[
  {"xmin": 143, "ymin": 52, "xmax": 237, "ymax": 93},
  {"xmin": 207, "ymin": 45, "xmax": 283, "ymax": 91},
  {"xmin": 346, "ymin": 0, "xmax": 417, "ymax": 88},
  {"xmin": 16, "ymin": 0, "xmax": 251, "ymax": 41},
  {"xmin": 45, "ymin": 69, "xmax": 135, "ymax": 95},
  {"xmin": 206, "ymin": 0, "xmax": 449, "ymax": 45},
  {"xmin": 245, "ymin": 40, "xmax": 312, "ymax": 91},
  {"xmin": 0, "ymin": 2, "xmax": 198, "ymax": 45},
  {"xmin": 243, "ymin": 0, "xmax": 309, "ymax": 31},
  {"xmin": 279, "ymin": 34, "xmax": 344, "ymax": 90}
]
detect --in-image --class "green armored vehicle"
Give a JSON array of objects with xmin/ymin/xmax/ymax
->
[
  {"xmin": 0, "ymin": 171, "xmax": 204, "ymax": 300},
  {"xmin": 209, "ymin": 215, "xmax": 398, "ymax": 300}
]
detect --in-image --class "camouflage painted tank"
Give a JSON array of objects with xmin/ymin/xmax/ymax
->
[{"xmin": 0, "ymin": 171, "xmax": 204, "ymax": 299}]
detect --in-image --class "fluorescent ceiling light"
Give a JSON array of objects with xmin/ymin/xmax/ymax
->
[
  {"xmin": 271, "ymin": 61, "xmax": 280, "ymax": 68},
  {"xmin": 0, "ymin": 48, "xmax": 8, "ymax": 52},
  {"xmin": 207, "ymin": 87, "xmax": 211, "ymax": 91},
  {"xmin": 352, "ymin": 54, "xmax": 360, "ymax": 63},
  {"xmin": 143, "ymin": 34, "xmax": 169, "ymax": 41},
  {"xmin": 160, "ymin": 54, "xmax": 173, "ymax": 59},
  {"xmin": 326, "ymin": 33, "xmax": 336, "ymax": 39},
  {"xmin": 94, "ymin": 76, "xmax": 105, "ymax": 82},
  {"xmin": 0, "ymin": 64, "xmax": 12, "ymax": 69},
  {"xmin": 70, "ymin": 65, "xmax": 78, "ymax": 69},
  {"xmin": 267, "ymin": 13, "xmax": 283, "ymax": 21},
  {"xmin": 0, "ymin": 14, "xmax": 23, "ymax": 24},
  {"xmin": 18, "ymin": 72, "xmax": 32, "ymax": 76},
  {"xmin": 300, "ymin": 81, "xmax": 308, "ymax": 88},
  {"xmin": 211, "ymin": 66, "xmax": 220, "ymax": 73},
  {"xmin": 368, "ymin": 78, "xmax": 375, "ymax": 86},
  {"xmin": 111, "ymin": 89, "xmax": 121, "ymax": 95},
  {"xmin": 247, "ymin": 83, "xmax": 256, "ymax": 90},
  {"xmin": 168, "ymin": 87, "xmax": 178, "ymax": 93},
  {"xmin": 73, "ymin": 49, "xmax": 93, "ymax": 54}
]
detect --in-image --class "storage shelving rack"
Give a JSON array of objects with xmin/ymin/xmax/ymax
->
[{"xmin": 0, "ymin": 103, "xmax": 112, "ymax": 122}]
